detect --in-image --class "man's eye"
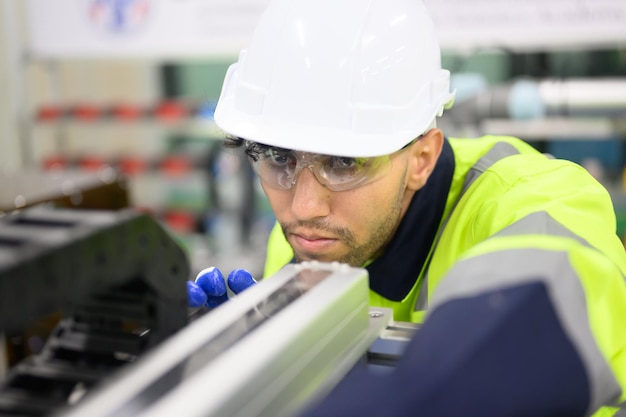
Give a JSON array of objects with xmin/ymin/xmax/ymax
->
[
  {"xmin": 332, "ymin": 157, "xmax": 358, "ymax": 169},
  {"xmin": 329, "ymin": 157, "xmax": 371, "ymax": 171},
  {"xmin": 266, "ymin": 149, "xmax": 291, "ymax": 165}
]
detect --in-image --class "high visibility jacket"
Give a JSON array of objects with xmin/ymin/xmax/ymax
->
[{"xmin": 263, "ymin": 136, "xmax": 626, "ymax": 416}]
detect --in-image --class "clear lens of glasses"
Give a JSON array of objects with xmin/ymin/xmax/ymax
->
[{"xmin": 251, "ymin": 148, "xmax": 393, "ymax": 191}]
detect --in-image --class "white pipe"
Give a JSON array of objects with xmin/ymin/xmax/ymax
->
[{"xmin": 539, "ymin": 78, "xmax": 626, "ymax": 117}]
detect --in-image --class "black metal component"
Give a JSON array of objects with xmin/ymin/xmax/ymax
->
[{"xmin": 0, "ymin": 207, "xmax": 190, "ymax": 416}]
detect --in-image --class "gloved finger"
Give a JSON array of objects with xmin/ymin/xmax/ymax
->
[
  {"xmin": 195, "ymin": 267, "xmax": 228, "ymax": 308},
  {"xmin": 227, "ymin": 269, "xmax": 257, "ymax": 294},
  {"xmin": 187, "ymin": 280, "xmax": 208, "ymax": 308}
]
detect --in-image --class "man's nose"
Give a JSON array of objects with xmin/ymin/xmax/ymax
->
[{"xmin": 290, "ymin": 167, "xmax": 331, "ymax": 221}]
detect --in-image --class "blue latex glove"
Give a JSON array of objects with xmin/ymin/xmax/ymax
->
[{"xmin": 187, "ymin": 267, "xmax": 257, "ymax": 309}]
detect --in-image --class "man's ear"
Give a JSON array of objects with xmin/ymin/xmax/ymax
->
[{"xmin": 405, "ymin": 128, "xmax": 444, "ymax": 191}]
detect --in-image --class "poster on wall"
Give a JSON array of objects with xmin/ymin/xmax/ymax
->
[
  {"xmin": 425, "ymin": 0, "xmax": 626, "ymax": 53},
  {"xmin": 24, "ymin": 0, "xmax": 626, "ymax": 59},
  {"xmin": 24, "ymin": 0, "xmax": 269, "ymax": 58}
]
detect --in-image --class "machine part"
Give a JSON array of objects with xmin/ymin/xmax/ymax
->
[
  {"xmin": 448, "ymin": 76, "xmax": 626, "ymax": 124},
  {"xmin": 0, "ymin": 168, "xmax": 129, "ymax": 214},
  {"xmin": 52, "ymin": 262, "xmax": 387, "ymax": 417},
  {"xmin": 538, "ymin": 78, "xmax": 626, "ymax": 118},
  {"xmin": 366, "ymin": 320, "xmax": 419, "ymax": 369},
  {"xmin": 0, "ymin": 207, "xmax": 190, "ymax": 416}
]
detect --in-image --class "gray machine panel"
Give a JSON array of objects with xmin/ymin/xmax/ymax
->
[{"xmin": 55, "ymin": 261, "xmax": 390, "ymax": 417}]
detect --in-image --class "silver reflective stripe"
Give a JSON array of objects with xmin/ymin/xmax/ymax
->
[
  {"xmin": 461, "ymin": 141, "xmax": 521, "ymax": 197},
  {"xmin": 414, "ymin": 142, "xmax": 521, "ymax": 311},
  {"xmin": 428, "ymin": 248, "xmax": 622, "ymax": 414},
  {"xmin": 497, "ymin": 211, "xmax": 591, "ymax": 247}
]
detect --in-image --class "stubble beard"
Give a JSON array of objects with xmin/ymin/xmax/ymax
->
[{"xmin": 283, "ymin": 187, "xmax": 405, "ymax": 268}]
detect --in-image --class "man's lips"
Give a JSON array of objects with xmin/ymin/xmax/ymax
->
[{"xmin": 289, "ymin": 232, "xmax": 338, "ymax": 253}]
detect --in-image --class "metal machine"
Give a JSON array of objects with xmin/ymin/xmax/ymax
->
[
  {"xmin": 0, "ymin": 207, "xmax": 416, "ymax": 417},
  {"xmin": 56, "ymin": 262, "xmax": 402, "ymax": 417},
  {"xmin": 0, "ymin": 207, "xmax": 190, "ymax": 416}
]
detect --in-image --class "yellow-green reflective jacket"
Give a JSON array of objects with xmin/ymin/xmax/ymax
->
[{"xmin": 263, "ymin": 135, "xmax": 626, "ymax": 415}]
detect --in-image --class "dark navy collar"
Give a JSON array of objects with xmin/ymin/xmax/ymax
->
[{"xmin": 366, "ymin": 138, "xmax": 455, "ymax": 301}]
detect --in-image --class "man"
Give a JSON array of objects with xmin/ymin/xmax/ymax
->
[{"xmin": 190, "ymin": 0, "xmax": 626, "ymax": 415}]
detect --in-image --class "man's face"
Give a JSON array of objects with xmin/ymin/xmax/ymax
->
[{"xmin": 260, "ymin": 150, "xmax": 415, "ymax": 267}]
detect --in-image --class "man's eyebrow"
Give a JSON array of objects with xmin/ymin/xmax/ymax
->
[{"xmin": 246, "ymin": 141, "xmax": 292, "ymax": 153}]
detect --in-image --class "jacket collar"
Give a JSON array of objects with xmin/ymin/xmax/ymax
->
[{"xmin": 366, "ymin": 138, "xmax": 455, "ymax": 301}]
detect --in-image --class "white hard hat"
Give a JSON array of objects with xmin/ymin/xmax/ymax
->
[{"xmin": 214, "ymin": 0, "xmax": 455, "ymax": 157}]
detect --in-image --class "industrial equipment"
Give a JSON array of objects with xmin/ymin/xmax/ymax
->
[
  {"xmin": 0, "ymin": 207, "xmax": 415, "ymax": 417},
  {"xmin": 0, "ymin": 207, "xmax": 190, "ymax": 416}
]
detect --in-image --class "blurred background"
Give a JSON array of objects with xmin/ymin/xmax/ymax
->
[{"xmin": 1, "ymin": 0, "xmax": 625, "ymax": 282}]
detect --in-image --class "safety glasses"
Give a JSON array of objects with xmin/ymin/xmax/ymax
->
[{"xmin": 245, "ymin": 140, "xmax": 415, "ymax": 192}]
